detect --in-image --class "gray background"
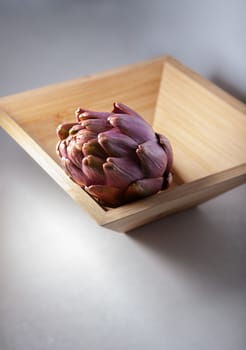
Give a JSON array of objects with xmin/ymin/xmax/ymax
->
[{"xmin": 0, "ymin": 1, "xmax": 246, "ymax": 349}]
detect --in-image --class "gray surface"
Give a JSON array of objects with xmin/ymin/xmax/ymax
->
[{"xmin": 0, "ymin": 1, "xmax": 246, "ymax": 349}]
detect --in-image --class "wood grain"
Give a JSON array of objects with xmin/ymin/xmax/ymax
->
[
  {"xmin": 0, "ymin": 57, "xmax": 164, "ymax": 163},
  {"xmin": 154, "ymin": 57, "xmax": 246, "ymax": 183},
  {"xmin": 103, "ymin": 164, "xmax": 246, "ymax": 232},
  {"xmin": 0, "ymin": 56, "xmax": 245, "ymax": 232}
]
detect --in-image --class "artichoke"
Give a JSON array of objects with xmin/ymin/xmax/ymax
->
[{"xmin": 56, "ymin": 103, "xmax": 173, "ymax": 207}]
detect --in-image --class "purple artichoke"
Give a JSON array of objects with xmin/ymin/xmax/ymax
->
[{"xmin": 56, "ymin": 102, "xmax": 173, "ymax": 207}]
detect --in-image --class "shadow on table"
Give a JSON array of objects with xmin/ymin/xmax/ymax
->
[{"xmin": 127, "ymin": 206, "xmax": 246, "ymax": 291}]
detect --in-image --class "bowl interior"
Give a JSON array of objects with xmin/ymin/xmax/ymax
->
[
  {"xmin": 0, "ymin": 57, "xmax": 165, "ymax": 166},
  {"xmin": 154, "ymin": 59, "xmax": 246, "ymax": 184}
]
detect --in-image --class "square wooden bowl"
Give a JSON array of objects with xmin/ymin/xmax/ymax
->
[{"xmin": 0, "ymin": 56, "xmax": 245, "ymax": 232}]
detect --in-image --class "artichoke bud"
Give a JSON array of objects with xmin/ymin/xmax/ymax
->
[{"xmin": 56, "ymin": 103, "xmax": 173, "ymax": 207}]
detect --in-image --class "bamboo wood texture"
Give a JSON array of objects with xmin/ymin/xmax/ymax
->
[
  {"xmin": 154, "ymin": 57, "xmax": 246, "ymax": 183},
  {"xmin": 0, "ymin": 56, "xmax": 245, "ymax": 232}
]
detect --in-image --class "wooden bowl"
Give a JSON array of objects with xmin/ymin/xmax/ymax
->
[{"xmin": 1, "ymin": 56, "xmax": 245, "ymax": 232}]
